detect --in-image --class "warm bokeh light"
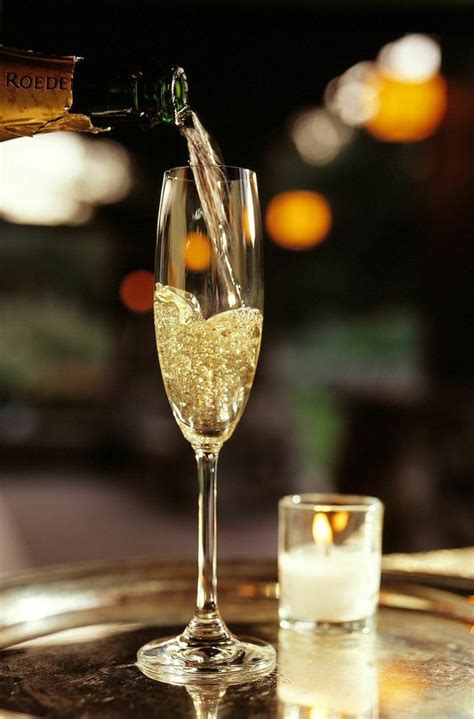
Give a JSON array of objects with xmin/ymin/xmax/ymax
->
[
  {"xmin": 325, "ymin": 36, "xmax": 446, "ymax": 143},
  {"xmin": 119, "ymin": 270, "xmax": 154, "ymax": 313},
  {"xmin": 378, "ymin": 34, "xmax": 441, "ymax": 83},
  {"xmin": 0, "ymin": 134, "xmax": 131, "ymax": 225},
  {"xmin": 290, "ymin": 107, "xmax": 353, "ymax": 165},
  {"xmin": 242, "ymin": 206, "xmax": 255, "ymax": 244},
  {"xmin": 265, "ymin": 191, "xmax": 332, "ymax": 250},
  {"xmin": 325, "ymin": 62, "xmax": 379, "ymax": 127},
  {"xmin": 365, "ymin": 72, "xmax": 447, "ymax": 142},
  {"xmin": 184, "ymin": 232, "xmax": 212, "ymax": 271}
]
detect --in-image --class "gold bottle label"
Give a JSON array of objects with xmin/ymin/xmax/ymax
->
[{"xmin": 0, "ymin": 45, "xmax": 105, "ymax": 141}]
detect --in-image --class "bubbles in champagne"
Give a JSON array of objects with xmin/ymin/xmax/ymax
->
[{"xmin": 154, "ymin": 284, "xmax": 262, "ymax": 448}]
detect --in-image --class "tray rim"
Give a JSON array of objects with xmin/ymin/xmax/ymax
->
[{"xmin": 1, "ymin": 558, "xmax": 473, "ymax": 650}]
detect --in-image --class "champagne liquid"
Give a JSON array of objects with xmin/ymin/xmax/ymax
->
[
  {"xmin": 154, "ymin": 283, "xmax": 262, "ymax": 448},
  {"xmin": 180, "ymin": 111, "xmax": 242, "ymax": 308}
]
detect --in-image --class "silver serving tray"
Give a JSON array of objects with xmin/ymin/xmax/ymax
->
[{"xmin": 0, "ymin": 560, "xmax": 473, "ymax": 718}]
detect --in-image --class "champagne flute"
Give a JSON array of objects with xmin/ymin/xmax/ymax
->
[{"xmin": 136, "ymin": 165, "xmax": 276, "ymax": 683}]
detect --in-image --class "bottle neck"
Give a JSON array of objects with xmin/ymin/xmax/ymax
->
[{"xmin": 72, "ymin": 57, "xmax": 189, "ymax": 128}]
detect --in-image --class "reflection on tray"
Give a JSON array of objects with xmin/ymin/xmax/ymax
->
[{"xmin": 278, "ymin": 629, "xmax": 378, "ymax": 718}]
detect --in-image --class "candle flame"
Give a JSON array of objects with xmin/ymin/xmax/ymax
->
[{"xmin": 312, "ymin": 513, "xmax": 333, "ymax": 546}]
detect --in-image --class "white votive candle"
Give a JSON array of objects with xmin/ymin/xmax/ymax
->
[
  {"xmin": 279, "ymin": 494, "xmax": 384, "ymax": 630},
  {"xmin": 279, "ymin": 543, "xmax": 381, "ymax": 624}
]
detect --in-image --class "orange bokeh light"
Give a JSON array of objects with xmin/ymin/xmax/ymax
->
[
  {"xmin": 242, "ymin": 206, "xmax": 254, "ymax": 244},
  {"xmin": 184, "ymin": 232, "xmax": 212, "ymax": 272},
  {"xmin": 265, "ymin": 191, "xmax": 332, "ymax": 250},
  {"xmin": 119, "ymin": 270, "xmax": 154, "ymax": 313},
  {"xmin": 365, "ymin": 72, "xmax": 447, "ymax": 142}
]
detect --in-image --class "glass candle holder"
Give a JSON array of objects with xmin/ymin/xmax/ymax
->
[{"xmin": 278, "ymin": 494, "xmax": 384, "ymax": 633}]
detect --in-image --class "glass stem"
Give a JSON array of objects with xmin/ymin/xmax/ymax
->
[
  {"xmin": 187, "ymin": 685, "xmax": 226, "ymax": 719},
  {"xmin": 196, "ymin": 449, "xmax": 219, "ymax": 614},
  {"xmin": 182, "ymin": 448, "xmax": 233, "ymax": 645}
]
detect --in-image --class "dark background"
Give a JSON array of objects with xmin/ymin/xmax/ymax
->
[{"xmin": 0, "ymin": 0, "xmax": 473, "ymax": 572}]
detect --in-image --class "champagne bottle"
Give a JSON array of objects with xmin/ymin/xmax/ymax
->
[{"xmin": 0, "ymin": 45, "xmax": 189, "ymax": 142}]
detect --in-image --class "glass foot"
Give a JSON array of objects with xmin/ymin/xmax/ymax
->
[{"xmin": 136, "ymin": 634, "xmax": 276, "ymax": 685}]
